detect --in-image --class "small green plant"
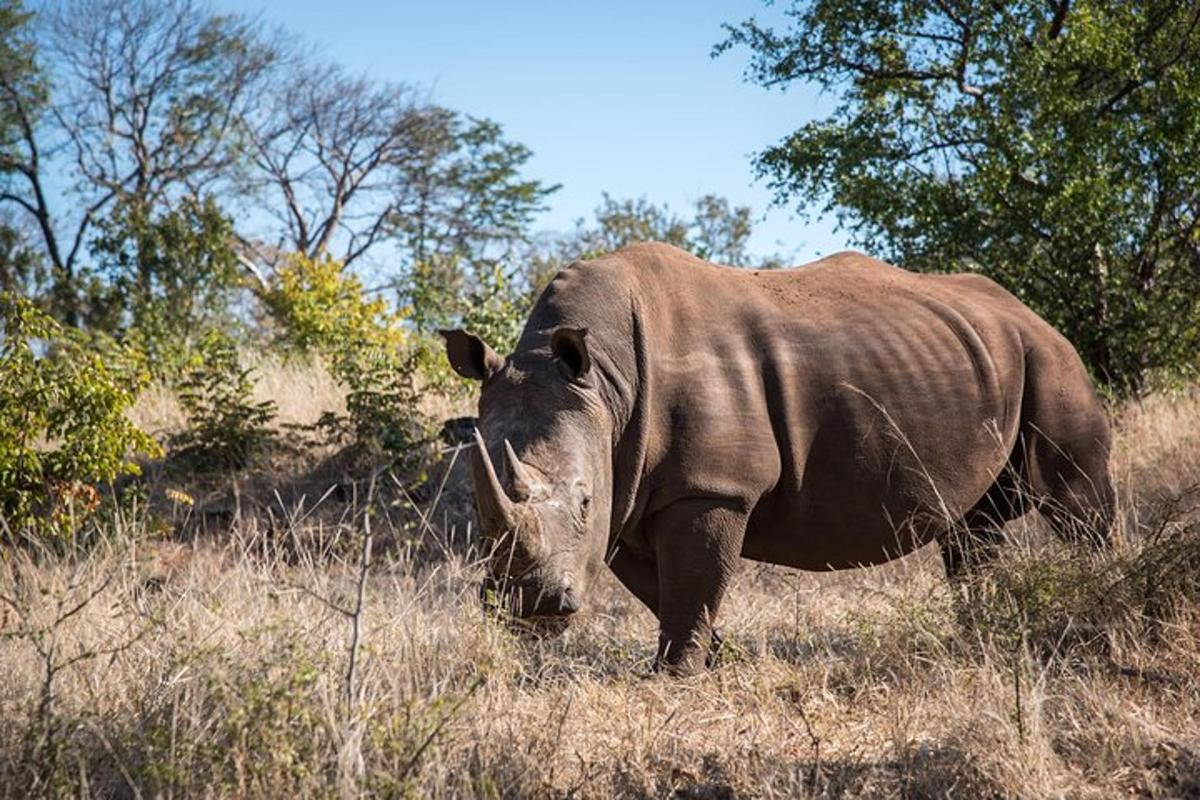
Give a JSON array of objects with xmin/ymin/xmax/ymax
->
[
  {"xmin": 171, "ymin": 329, "xmax": 277, "ymax": 470},
  {"xmin": 0, "ymin": 292, "xmax": 160, "ymax": 538},
  {"xmin": 330, "ymin": 346, "xmax": 432, "ymax": 466}
]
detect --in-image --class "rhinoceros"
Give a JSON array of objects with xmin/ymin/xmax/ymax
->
[{"xmin": 441, "ymin": 243, "xmax": 1113, "ymax": 673}]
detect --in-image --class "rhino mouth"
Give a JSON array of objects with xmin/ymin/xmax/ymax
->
[{"xmin": 480, "ymin": 576, "xmax": 580, "ymax": 635}]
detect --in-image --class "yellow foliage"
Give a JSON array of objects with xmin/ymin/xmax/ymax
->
[{"xmin": 264, "ymin": 253, "xmax": 408, "ymax": 355}]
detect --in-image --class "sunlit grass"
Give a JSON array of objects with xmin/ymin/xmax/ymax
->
[{"xmin": 2, "ymin": 379, "xmax": 1198, "ymax": 798}]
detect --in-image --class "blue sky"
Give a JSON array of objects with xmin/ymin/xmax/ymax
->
[{"xmin": 216, "ymin": 1, "xmax": 851, "ymax": 263}]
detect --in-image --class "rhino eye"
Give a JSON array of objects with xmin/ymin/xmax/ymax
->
[{"xmin": 580, "ymin": 494, "xmax": 591, "ymax": 519}]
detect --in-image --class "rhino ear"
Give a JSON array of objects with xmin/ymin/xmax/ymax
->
[
  {"xmin": 439, "ymin": 329, "xmax": 504, "ymax": 381},
  {"xmin": 550, "ymin": 327, "xmax": 591, "ymax": 381}
]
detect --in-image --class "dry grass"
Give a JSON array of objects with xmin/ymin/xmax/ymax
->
[
  {"xmin": 3, "ymin": 381, "xmax": 1200, "ymax": 798},
  {"xmin": 127, "ymin": 355, "xmax": 349, "ymax": 440}
]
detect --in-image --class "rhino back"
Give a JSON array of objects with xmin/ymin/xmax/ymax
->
[{"xmin": 522, "ymin": 244, "xmax": 1061, "ymax": 569}]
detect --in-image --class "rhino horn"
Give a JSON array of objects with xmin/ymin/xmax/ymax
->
[
  {"xmin": 503, "ymin": 439, "xmax": 539, "ymax": 502},
  {"xmin": 471, "ymin": 428, "xmax": 517, "ymax": 536}
]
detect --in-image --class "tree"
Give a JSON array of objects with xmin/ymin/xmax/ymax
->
[
  {"xmin": 0, "ymin": 0, "xmax": 277, "ymax": 325},
  {"xmin": 689, "ymin": 194, "xmax": 754, "ymax": 266},
  {"xmin": 570, "ymin": 194, "xmax": 692, "ymax": 257},
  {"xmin": 86, "ymin": 196, "xmax": 242, "ymax": 370},
  {"xmin": 574, "ymin": 193, "xmax": 754, "ymax": 265},
  {"xmin": 0, "ymin": 211, "xmax": 43, "ymax": 299},
  {"xmin": 0, "ymin": 292, "xmax": 158, "ymax": 537},
  {"xmin": 242, "ymin": 61, "xmax": 443, "ymax": 267},
  {"xmin": 394, "ymin": 115, "xmax": 558, "ymax": 334},
  {"xmin": 391, "ymin": 116, "xmax": 557, "ymax": 269},
  {"xmin": 3, "ymin": 0, "xmax": 557, "ymax": 346},
  {"xmin": 719, "ymin": 1, "xmax": 1200, "ymax": 391},
  {"xmin": 0, "ymin": 0, "xmax": 50, "ymax": 303},
  {"xmin": 523, "ymin": 192, "xmax": 761, "ymax": 291},
  {"xmin": 243, "ymin": 60, "xmax": 558, "ymax": 273}
]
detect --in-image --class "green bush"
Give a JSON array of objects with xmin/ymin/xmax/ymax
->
[
  {"xmin": 0, "ymin": 292, "xmax": 160, "ymax": 537},
  {"xmin": 408, "ymin": 254, "xmax": 531, "ymax": 358},
  {"xmin": 170, "ymin": 330, "xmax": 277, "ymax": 471},
  {"xmin": 263, "ymin": 254, "xmax": 436, "ymax": 466},
  {"xmin": 456, "ymin": 261, "xmax": 530, "ymax": 358}
]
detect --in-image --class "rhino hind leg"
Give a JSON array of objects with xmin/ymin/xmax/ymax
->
[
  {"xmin": 648, "ymin": 499, "xmax": 748, "ymax": 676},
  {"xmin": 1019, "ymin": 347, "xmax": 1116, "ymax": 546},
  {"xmin": 1025, "ymin": 426, "xmax": 1115, "ymax": 547},
  {"xmin": 939, "ymin": 406, "xmax": 1115, "ymax": 585}
]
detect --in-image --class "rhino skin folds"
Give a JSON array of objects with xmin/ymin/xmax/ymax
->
[{"xmin": 442, "ymin": 242, "xmax": 1114, "ymax": 675}]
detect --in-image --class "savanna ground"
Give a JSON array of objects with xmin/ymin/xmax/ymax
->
[{"xmin": 2, "ymin": 362, "xmax": 1199, "ymax": 799}]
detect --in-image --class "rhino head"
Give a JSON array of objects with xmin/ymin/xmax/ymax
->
[{"xmin": 440, "ymin": 326, "xmax": 613, "ymax": 627}]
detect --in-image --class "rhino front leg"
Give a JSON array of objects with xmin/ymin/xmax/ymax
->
[
  {"xmin": 609, "ymin": 546, "xmax": 726, "ymax": 667},
  {"xmin": 650, "ymin": 499, "xmax": 747, "ymax": 675},
  {"xmin": 608, "ymin": 545, "xmax": 660, "ymax": 615}
]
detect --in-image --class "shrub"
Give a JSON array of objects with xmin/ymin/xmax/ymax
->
[
  {"xmin": 457, "ymin": 261, "xmax": 531, "ymax": 357},
  {"xmin": 965, "ymin": 495, "xmax": 1200, "ymax": 659},
  {"xmin": 263, "ymin": 254, "xmax": 435, "ymax": 466},
  {"xmin": 263, "ymin": 253, "xmax": 405, "ymax": 356},
  {"xmin": 170, "ymin": 329, "xmax": 277, "ymax": 471},
  {"xmin": 408, "ymin": 255, "xmax": 531, "ymax": 358},
  {"xmin": 0, "ymin": 292, "xmax": 160, "ymax": 537}
]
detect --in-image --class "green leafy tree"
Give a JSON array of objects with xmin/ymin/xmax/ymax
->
[
  {"xmin": 395, "ymin": 116, "xmax": 558, "ymax": 342},
  {"xmin": 0, "ymin": 292, "xmax": 159, "ymax": 537},
  {"xmin": 0, "ymin": 213, "xmax": 43, "ymax": 299},
  {"xmin": 0, "ymin": 0, "xmax": 39, "ymax": 178},
  {"xmin": 719, "ymin": 1, "xmax": 1200, "ymax": 391},
  {"xmin": 88, "ymin": 196, "xmax": 243, "ymax": 373},
  {"xmin": 690, "ymin": 194, "xmax": 755, "ymax": 266},
  {"xmin": 571, "ymin": 194, "xmax": 692, "ymax": 258},
  {"xmin": 394, "ymin": 116, "xmax": 559, "ymax": 270},
  {"xmin": 573, "ymin": 193, "xmax": 755, "ymax": 265},
  {"xmin": 0, "ymin": 1, "xmax": 50, "ymax": 304}
]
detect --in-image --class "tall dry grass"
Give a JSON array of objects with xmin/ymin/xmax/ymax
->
[
  {"xmin": 2, "ymin": 378, "xmax": 1199, "ymax": 798},
  {"xmin": 126, "ymin": 355, "xmax": 349, "ymax": 441}
]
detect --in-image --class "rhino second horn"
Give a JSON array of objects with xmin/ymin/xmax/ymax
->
[
  {"xmin": 471, "ymin": 428, "xmax": 517, "ymax": 536},
  {"xmin": 503, "ymin": 439, "xmax": 539, "ymax": 502}
]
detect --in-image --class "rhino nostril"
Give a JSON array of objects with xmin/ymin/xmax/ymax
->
[{"xmin": 559, "ymin": 586, "xmax": 580, "ymax": 614}]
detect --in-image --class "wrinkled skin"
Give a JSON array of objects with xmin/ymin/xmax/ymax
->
[{"xmin": 442, "ymin": 243, "xmax": 1114, "ymax": 674}]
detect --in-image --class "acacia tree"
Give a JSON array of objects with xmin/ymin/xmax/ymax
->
[{"xmin": 720, "ymin": 0, "xmax": 1200, "ymax": 391}]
